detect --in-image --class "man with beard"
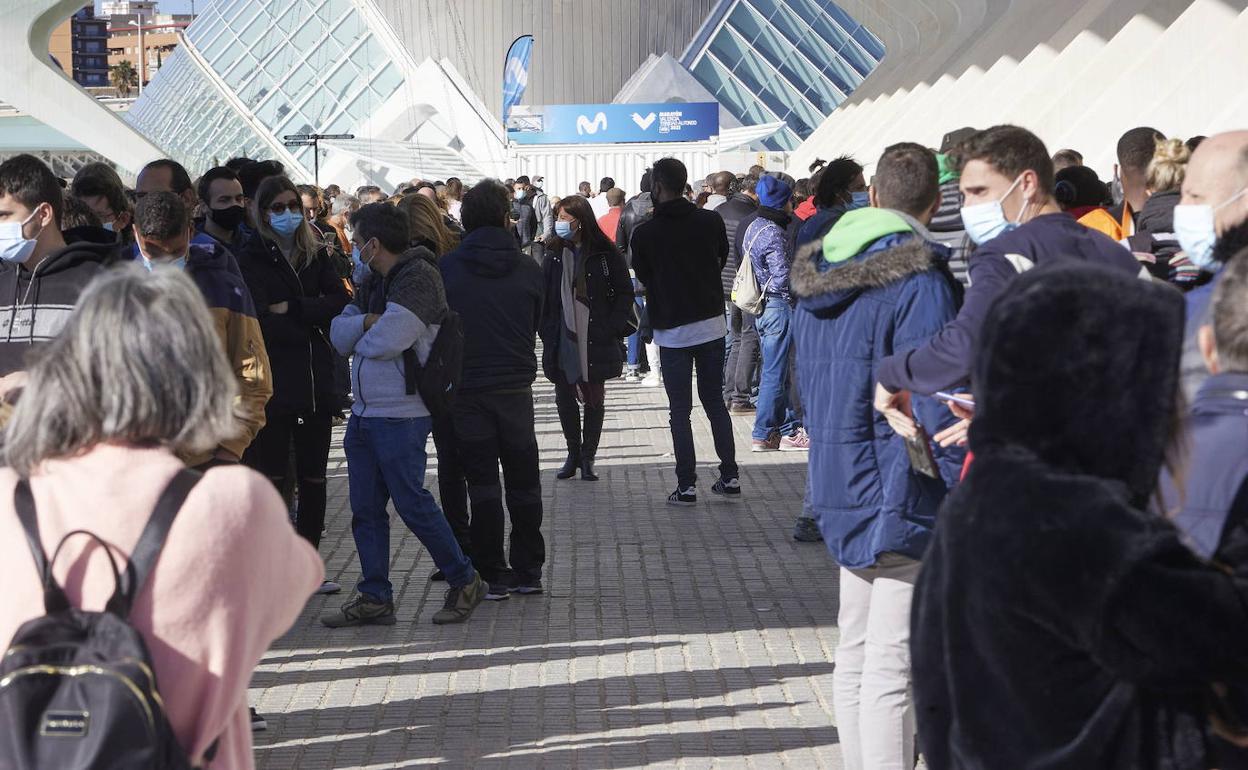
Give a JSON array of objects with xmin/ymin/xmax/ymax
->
[{"xmin": 1174, "ymin": 131, "xmax": 1248, "ymax": 400}]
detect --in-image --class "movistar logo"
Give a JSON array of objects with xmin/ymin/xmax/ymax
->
[{"xmin": 576, "ymin": 112, "xmax": 608, "ymax": 135}]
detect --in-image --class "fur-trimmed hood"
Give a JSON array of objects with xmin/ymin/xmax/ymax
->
[
  {"xmin": 969, "ymin": 262, "xmax": 1185, "ymax": 504},
  {"xmin": 791, "ymin": 209, "xmax": 950, "ymax": 315}
]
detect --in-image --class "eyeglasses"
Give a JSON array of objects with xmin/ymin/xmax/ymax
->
[{"xmin": 268, "ymin": 201, "xmax": 300, "ymax": 215}]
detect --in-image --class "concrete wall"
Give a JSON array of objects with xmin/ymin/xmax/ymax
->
[{"xmin": 789, "ymin": 0, "xmax": 1248, "ymax": 179}]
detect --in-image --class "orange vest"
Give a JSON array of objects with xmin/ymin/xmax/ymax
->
[{"xmin": 1078, "ymin": 203, "xmax": 1134, "ymax": 241}]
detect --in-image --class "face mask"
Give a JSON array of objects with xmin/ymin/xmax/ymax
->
[
  {"xmin": 555, "ymin": 220, "xmax": 576, "ymax": 239},
  {"xmin": 343, "ymin": 224, "xmax": 354, "ymax": 240},
  {"xmin": 961, "ymin": 175, "xmax": 1027, "ymax": 246},
  {"xmin": 209, "ymin": 205, "xmax": 246, "ymax": 232},
  {"xmin": 268, "ymin": 210, "xmax": 303, "ymax": 237},
  {"xmin": 514, "ymin": 190, "xmax": 527, "ymax": 201},
  {"xmin": 0, "ymin": 208, "xmax": 42, "ymax": 264},
  {"xmin": 1174, "ymin": 187, "xmax": 1248, "ymax": 270},
  {"xmin": 102, "ymin": 221, "xmax": 115, "ymax": 233},
  {"xmin": 351, "ymin": 240, "xmax": 376, "ymax": 284},
  {"xmin": 849, "ymin": 191, "xmax": 870, "ymax": 210}
]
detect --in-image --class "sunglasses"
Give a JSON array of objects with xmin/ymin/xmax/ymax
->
[{"xmin": 268, "ymin": 201, "xmax": 301, "ymax": 215}]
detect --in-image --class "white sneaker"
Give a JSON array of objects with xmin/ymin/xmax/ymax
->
[{"xmin": 641, "ymin": 373, "xmax": 662, "ymax": 387}]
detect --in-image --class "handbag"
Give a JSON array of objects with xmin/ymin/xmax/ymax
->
[
  {"xmin": 732, "ymin": 229, "xmax": 769, "ymax": 315},
  {"xmin": 601, "ymin": 253, "xmax": 640, "ymax": 337}
]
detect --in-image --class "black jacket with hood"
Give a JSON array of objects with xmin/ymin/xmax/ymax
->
[
  {"xmin": 439, "ymin": 226, "xmax": 544, "ymax": 394},
  {"xmin": 912, "ymin": 263, "xmax": 1248, "ymax": 770},
  {"xmin": 238, "ymin": 232, "xmax": 350, "ymax": 415},
  {"xmin": 630, "ymin": 198, "xmax": 729, "ymax": 332},
  {"xmin": 0, "ymin": 239, "xmax": 119, "ymax": 376}
]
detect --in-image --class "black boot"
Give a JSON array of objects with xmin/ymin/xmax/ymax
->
[
  {"xmin": 555, "ymin": 387, "xmax": 582, "ymax": 480},
  {"xmin": 581, "ymin": 404, "xmax": 605, "ymax": 481}
]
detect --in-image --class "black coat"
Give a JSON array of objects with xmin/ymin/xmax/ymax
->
[
  {"xmin": 715, "ymin": 192, "xmax": 758, "ymax": 299},
  {"xmin": 614, "ymin": 192, "xmax": 654, "ymax": 263},
  {"xmin": 539, "ymin": 242, "xmax": 633, "ymax": 384},
  {"xmin": 631, "ymin": 198, "xmax": 729, "ymax": 331},
  {"xmin": 913, "ymin": 263, "xmax": 1248, "ymax": 770},
  {"xmin": 238, "ymin": 232, "xmax": 351, "ymax": 415}
]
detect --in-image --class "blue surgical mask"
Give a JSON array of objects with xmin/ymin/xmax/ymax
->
[
  {"xmin": 554, "ymin": 220, "xmax": 576, "ymax": 239},
  {"xmin": 1173, "ymin": 186, "xmax": 1248, "ymax": 270},
  {"xmin": 961, "ymin": 175, "xmax": 1027, "ymax": 246},
  {"xmin": 0, "ymin": 209, "xmax": 42, "ymax": 264},
  {"xmin": 269, "ymin": 211, "xmax": 303, "ymax": 237},
  {"xmin": 514, "ymin": 189, "xmax": 527, "ymax": 201},
  {"xmin": 102, "ymin": 221, "xmax": 115, "ymax": 233},
  {"xmin": 849, "ymin": 191, "xmax": 870, "ymax": 210},
  {"xmin": 351, "ymin": 241, "xmax": 375, "ymax": 284},
  {"xmin": 170, "ymin": 256, "xmax": 187, "ymax": 271}
]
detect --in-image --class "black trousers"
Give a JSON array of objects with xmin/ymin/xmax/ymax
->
[
  {"xmin": 430, "ymin": 412, "xmax": 471, "ymax": 555},
  {"xmin": 453, "ymin": 389, "xmax": 545, "ymax": 584},
  {"xmin": 242, "ymin": 410, "xmax": 332, "ymax": 549},
  {"xmin": 725, "ymin": 303, "xmax": 760, "ymax": 404}
]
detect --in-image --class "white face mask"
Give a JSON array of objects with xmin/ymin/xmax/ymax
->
[
  {"xmin": 0, "ymin": 208, "xmax": 43, "ymax": 264},
  {"xmin": 1173, "ymin": 186, "xmax": 1248, "ymax": 270},
  {"xmin": 961, "ymin": 175, "xmax": 1028, "ymax": 246},
  {"xmin": 101, "ymin": 221, "xmax": 115, "ymax": 233}
]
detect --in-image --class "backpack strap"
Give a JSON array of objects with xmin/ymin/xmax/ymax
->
[
  {"xmin": 120, "ymin": 469, "xmax": 203, "ymax": 616},
  {"xmin": 15, "ymin": 480, "xmax": 128, "ymax": 616}
]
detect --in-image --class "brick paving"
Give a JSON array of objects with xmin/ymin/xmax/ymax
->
[{"xmin": 252, "ymin": 376, "xmax": 843, "ymax": 769}]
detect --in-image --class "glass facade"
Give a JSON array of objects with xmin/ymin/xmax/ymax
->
[
  {"xmin": 125, "ymin": 0, "xmax": 405, "ymax": 176},
  {"xmin": 686, "ymin": 0, "xmax": 884, "ymax": 150}
]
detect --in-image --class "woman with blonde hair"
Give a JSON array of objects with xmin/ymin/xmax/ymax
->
[
  {"xmin": 0, "ymin": 265, "xmax": 321, "ymax": 769},
  {"xmin": 1132, "ymin": 138, "xmax": 1194, "ymax": 285},
  {"xmin": 444, "ymin": 177, "xmax": 465, "ymax": 222},
  {"xmin": 399, "ymin": 193, "xmax": 460, "ymax": 256},
  {"xmin": 239, "ymin": 175, "xmax": 350, "ymax": 593}
]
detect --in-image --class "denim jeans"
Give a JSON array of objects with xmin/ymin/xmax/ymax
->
[
  {"xmin": 453, "ymin": 389, "xmax": 546, "ymax": 585},
  {"xmin": 659, "ymin": 339, "xmax": 739, "ymax": 490},
  {"xmin": 626, "ymin": 297, "xmax": 644, "ymax": 368},
  {"xmin": 725, "ymin": 303, "xmax": 759, "ymax": 405},
  {"xmin": 344, "ymin": 415, "xmax": 475, "ymax": 602},
  {"xmin": 753, "ymin": 298, "xmax": 799, "ymax": 441}
]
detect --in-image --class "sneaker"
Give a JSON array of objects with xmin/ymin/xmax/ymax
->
[
  {"xmin": 641, "ymin": 373, "xmax": 662, "ymax": 388},
  {"xmin": 315, "ymin": 580, "xmax": 342, "ymax": 595},
  {"xmin": 484, "ymin": 582, "xmax": 511, "ymax": 601},
  {"xmin": 729, "ymin": 402, "xmax": 756, "ymax": 415},
  {"xmin": 432, "ymin": 572, "xmax": 486, "ymax": 625},
  {"xmin": 320, "ymin": 593, "xmax": 397, "ymax": 628},
  {"xmin": 622, "ymin": 369, "xmax": 642, "ymax": 383},
  {"xmin": 711, "ymin": 478, "xmax": 742, "ymax": 502},
  {"xmin": 751, "ymin": 432, "xmax": 781, "ymax": 452},
  {"xmin": 780, "ymin": 429, "xmax": 811, "ymax": 452},
  {"xmin": 429, "ymin": 569, "xmax": 446, "ymax": 582},
  {"xmin": 793, "ymin": 517, "xmax": 824, "ymax": 543},
  {"xmin": 667, "ymin": 487, "xmax": 697, "ymax": 506},
  {"xmin": 250, "ymin": 707, "xmax": 267, "ymax": 732},
  {"xmin": 511, "ymin": 575, "xmax": 544, "ymax": 595}
]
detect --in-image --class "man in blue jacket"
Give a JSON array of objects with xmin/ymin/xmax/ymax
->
[
  {"xmin": 792, "ymin": 143, "xmax": 964, "ymax": 770},
  {"xmin": 872, "ymin": 126, "xmax": 1147, "ymax": 439},
  {"xmin": 326, "ymin": 203, "xmax": 485, "ymax": 627}
]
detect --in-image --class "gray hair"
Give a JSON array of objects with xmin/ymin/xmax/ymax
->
[
  {"xmin": 331, "ymin": 194, "xmax": 360, "ymax": 217},
  {"xmin": 4, "ymin": 264, "xmax": 238, "ymax": 476}
]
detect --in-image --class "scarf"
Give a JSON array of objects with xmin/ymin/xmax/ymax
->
[{"xmin": 558, "ymin": 246, "xmax": 591, "ymax": 384}]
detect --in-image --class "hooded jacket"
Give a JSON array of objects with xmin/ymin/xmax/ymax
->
[
  {"xmin": 745, "ymin": 207, "xmax": 795, "ymax": 303},
  {"xmin": 912, "ymin": 263, "xmax": 1248, "ymax": 770},
  {"xmin": 793, "ymin": 209, "xmax": 964, "ymax": 569},
  {"xmin": 331, "ymin": 247, "xmax": 446, "ymax": 419},
  {"xmin": 0, "ymin": 239, "xmax": 119, "ymax": 376},
  {"xmin": 238, "ymin": 233, "xmax": 350, "ymax": 415},
  {"xmin": 630, "ymin": 198, "xmax": 729, "ymax": 332},
  {"xmin": 538, "ymin": 240, "xmax": 634, "ymax": 383},
  {"xmin": 877, "ymin": 213, "xmax": 1146, "ymax": 395},
  {"xmin": 181, "ymin": 241, "xmax": 273, "ymax": 465},
  {"xmin": 715, "ymin": 192, "xmax": 758, "ymax": 300},
  {"xmin": 440, "ymin": 226, "xmax": 543, "ymax": 394}
]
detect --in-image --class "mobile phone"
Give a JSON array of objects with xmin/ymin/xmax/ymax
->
[
  {"xmin": 905, "ymin": 426, "xmax": 940, "ymax": 479},
  {"xmin": 935, "ymin": 391, "xmax": 976, "ymax": 410}
]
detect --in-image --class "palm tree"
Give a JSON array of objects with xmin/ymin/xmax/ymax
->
[{"xmin": 110, "ymin": 61, "xmax": 138, "ymax": 98}]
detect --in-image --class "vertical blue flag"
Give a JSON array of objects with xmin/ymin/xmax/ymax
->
[{"xmin": 502, "ymin": 35, "xmax": 534, "ymax": 121}]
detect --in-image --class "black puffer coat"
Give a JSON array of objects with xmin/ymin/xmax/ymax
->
[
  {"xmin": 238, "ymin": 232, "xmax": 351, "ymax": 415},
  {"xmin": 913, "ymin": 263, "xmax": 1248, "ymax": 770},
  {"xmin": 539, "ymin": 242, "xmax": 633, "ymax": 384}
]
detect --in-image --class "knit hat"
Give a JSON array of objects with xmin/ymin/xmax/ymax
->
[{"xmin": 757, "ymin": 174, "xmax": 793, "ymax": 209}]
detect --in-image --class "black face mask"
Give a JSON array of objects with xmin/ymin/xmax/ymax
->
[
  {"xmin": 1214, "ymin": 217, "xmax": 1248, "ymax": 265},
  {"xmin": 209, "ymin": 205, "xmax": 246, "ymax": 232}
]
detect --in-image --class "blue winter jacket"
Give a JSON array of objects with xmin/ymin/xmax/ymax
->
[
  {"xmin": 745, "ymin": 207, "xmax": 793, "ymax": 303},
  {"xmin": 792, "ymin": 209, "xmax": 965, "ymax": 569}
]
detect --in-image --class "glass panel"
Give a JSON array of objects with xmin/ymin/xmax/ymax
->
[
  {"xmin": 322, "ymin": 62, "xmax": 357, "ymax": 104},
  {"xmin": 853, "ymin": 26, "xmax": 886, "ymax": 59},
  {"xmin": 330, "ymin": 13, "xmax": 365, "ymax": 48},
  {"xmin": 729, "ymin": 45, "xmax": 767, "ymax": 94},
  {"xmin": 821, "ymin": 57, "xmax": 859, "ymax": 95},
  {"xmin": 839, "ymin": 38, "xmax": 876, "ymax": 77},
  {"xmin": 290, "ymin": 18, "xmax": 320, "ymax": 51},
  {"xmin": 821, "ymin": 1, "xmax": 860, "ymax": 34},
  {"xmin": 282, "ymin": 61, "xmax": 317, "ymax": 97},
  {"xmin": 751, "ymin": 10, "xmax": 795, "ymax": 64},
  {"xmin": 746, "ymin": 0, "xmax": 783, "ymax": 21},
  {"xmin": 726, "ymin": 3, "xmax": 765, "ymax": 45},
  {"xmin": 370, "ymin": 61, "xmax": 403, "ymax": 99},
  {"xmin": 693, "ymin": 56, "xmax": 732, "ymax": 97},
  {"xmin": 708, "ymin": 27, "xmax": 748, "ymax": 70}
]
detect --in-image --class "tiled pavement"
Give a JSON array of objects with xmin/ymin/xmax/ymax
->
[{"xmin": 251, "ymin": 376, "xmax": 843, "ymax": 769}]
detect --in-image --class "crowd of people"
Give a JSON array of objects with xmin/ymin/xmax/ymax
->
[{"xmin": 0, "ymin": 119, "xmax": 1247, "ymax": 769}]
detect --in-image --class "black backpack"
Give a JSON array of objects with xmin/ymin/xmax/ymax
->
[
  {"xmin": 0, "ymin": 470, "xmax": 211, "ymax": 769},
  {"xmin": 403, "ymin": 309, "xmax": 464, "ymax": 417}
]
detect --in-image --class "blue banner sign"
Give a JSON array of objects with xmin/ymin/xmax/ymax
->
[
  {"xmin": 502, "ymin": 35, "xmax": 534, "ymax": 121},
  {"xmin": 507, "ymin": 102, "xmax": 720, "ymax": 145}
]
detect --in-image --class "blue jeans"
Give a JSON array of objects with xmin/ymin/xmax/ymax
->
[
  {"xmin": 660, "ymin": 340, "xmax": 739, "ymax": 490},
  {"xmin": 344, "ymin": 415, "xmax": 475, "ymax": 602},
  {"xmin": 753, "ymin": 298, "xmax": 799, "ymax": 441},
  {"xmin": 626, "ymin": 297, "xmax": 644, "ymax": 367}
]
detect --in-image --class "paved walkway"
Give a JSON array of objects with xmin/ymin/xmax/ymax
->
[{"xmin": 251, "ymin": 376, "xmax": 843, "ymax": 769}]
